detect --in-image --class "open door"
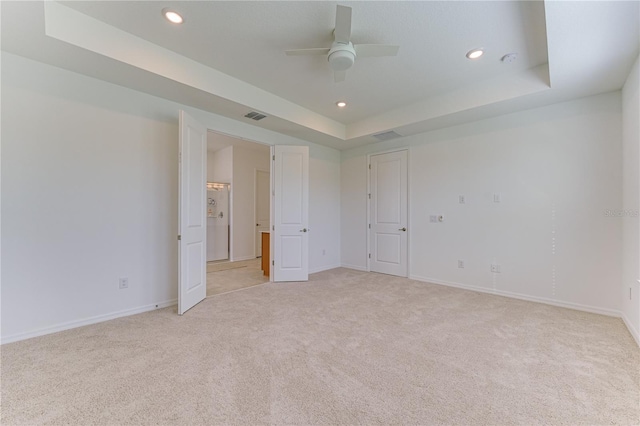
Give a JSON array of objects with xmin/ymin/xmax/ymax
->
[
  {"xmin": 272, "ymin": 146, "xmax": 309, "ymax": 282},
  {"xmin": 178, "ymin": 110, "xmax": 207, "ymax": 315}
]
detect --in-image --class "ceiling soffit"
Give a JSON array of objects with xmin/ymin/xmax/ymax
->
[{"xmin": 41, "ymin": 1, "xmax": 553, "ymax": 148}]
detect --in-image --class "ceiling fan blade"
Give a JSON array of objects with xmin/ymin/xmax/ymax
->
[
  {"xmin": 334, "ymin": 5, "xmax": 352, "ymax": 43},
  {"xmin": 334, "ymin": 70, "xmax": 347, "ymax": 83},
  {"xmin": 285, "ymin": 48, "xmax": 331, "ymax": 56},
  {"xmin": 354, "ymin": 44, "xmax": 400, "ymax": 57}
]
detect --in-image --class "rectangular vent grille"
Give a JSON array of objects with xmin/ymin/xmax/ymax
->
[
  {"xmin": 372, "ymin": 130, "xmax": 402, "ymax": 141},
  {"xmin": 244, "ymin": 111, "xmax": 267, "ymax": 121}
]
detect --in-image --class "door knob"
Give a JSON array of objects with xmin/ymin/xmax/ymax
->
[
  {"xmin": 300, "ymin": 228, "xmax": 308, "ymax": 232},
  {"xmin": 399, "ymin": 227, "xmax": 407, "ymax": 231}
]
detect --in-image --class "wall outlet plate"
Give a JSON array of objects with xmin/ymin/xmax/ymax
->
[
  {"xmin": 490, "ymin": 264, "xmax": 501, "ymax": 273},
  {"xmin": 119, "ymin": 277, "xmax": 129, "ymax": 289}
]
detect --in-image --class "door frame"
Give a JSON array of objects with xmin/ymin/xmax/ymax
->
[
  {"xmin": 204, "ymin": 129, "xmax": 271, "ymax": 267},
  {"xmin": 366, "ymin": 148, "xmax": 411, "ymax": 275},
  {"xmin": 253, "ymin": 168, "xmax": 270, "ymax": 258}
]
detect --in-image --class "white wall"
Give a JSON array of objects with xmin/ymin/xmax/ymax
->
[
  {"xmin": 230, "ymin": 145, "xmax": 270, "ymax": 261},
  {"xmin": 1, "ymin": 53, "xmax": 341, "ymax": 343},
  {"xmin": 340, "ymin": 155, "xmax": 368, "ymax": 270},
  {"xmin": 309, "ymin": 155, "xmax": 342, "ymax": 273},
  {"xmin": 622, "ymin": 55, "xmax": 640, "ymax": 345},
  {"xmin": 207, "ymin": 146, "xmax": 232, "ymax": 183},
  {"xmin": 342, "ymin": 92, "xmax": 623, "ymax": 316}
]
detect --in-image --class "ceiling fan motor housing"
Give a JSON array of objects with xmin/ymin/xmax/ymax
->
[{"xmin": 328, "ymin": 42, "xmax": 356, "ymax": 71}]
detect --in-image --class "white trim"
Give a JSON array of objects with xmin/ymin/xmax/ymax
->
[
  {"xmin": 253, "ymin": 168, "xmax": 270, "ymax": 258},
  {"xmin": 254, "ymin": 168, "xmax": 259, "ymax": 258},
  {"xmin": 411, "ymin": 275, "xmax": 640, "ymax": 347},
  {"xmin": 1, "ymin": 299, "xmax": 178, "ymax": 345},
  {"xmin": 409, "ymin": 274, "xmax": 621, "ymax": 318},
  {"xmin": 340, "ymin": 263, "xmax": 369, "ymax": 272},
  {"xmin": 230, "ymin": 255, "xmax": 256, "ymax": 262},
  {"xmin": 621, "ymin": 313, "xmax": 640, "ymax": 347},
  {"xmin": 309, "ymin": 264, "xmax": 341, "ymax": 274},
  {"xmin": 406, "ymin": 146, "xmax": 412, "ymax": 278}
]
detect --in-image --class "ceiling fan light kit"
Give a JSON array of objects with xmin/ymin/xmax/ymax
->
[
  {"xmin": 285, "ymin": 5, "xmax": 399, "ymax": 82},
  {"xmin": 328, "ymin": 43, "xmax": 356, "ymax": 71}
]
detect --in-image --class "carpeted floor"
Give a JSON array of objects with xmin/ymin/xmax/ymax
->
[
  {"xmin": 207, "ymin": 258, "xmax": 268, "ymax": 296},
  {"xmin": 2, "ymin": 268, "xmax": 638, "ymax": 425}
]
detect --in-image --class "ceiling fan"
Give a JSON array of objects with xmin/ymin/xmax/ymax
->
[{"xmin": 285, "ymin": 5, "xmax": 400, "ymax": 83}]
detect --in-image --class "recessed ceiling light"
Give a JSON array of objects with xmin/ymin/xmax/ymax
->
[
  {"xmin": 466, "ymin": 48, "xmax": 484, "ymax": 59},
  {"xmin": 336, "ymin": 101, "xmax": 347, "ymax": 108},
  {"xmin": 162, "ymin": 8, "xmax": 183, "ymax": 24}
]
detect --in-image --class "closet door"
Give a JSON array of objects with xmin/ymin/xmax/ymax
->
[
  {"xmin": 272, "ymin": 146, "xmax": 309, "ymax": 282},
  {"xmin": 369, "ymin": 150, "xmax": 408, "ymax": 277}
]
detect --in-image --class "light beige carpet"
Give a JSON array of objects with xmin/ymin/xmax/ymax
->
[
  {"xmin": 2, "ymin": 268, "xmax": 638, "ymax": 425},
  {"xmin": 207, "ymin": 258, "xmax": 268, "ymax": 296}
]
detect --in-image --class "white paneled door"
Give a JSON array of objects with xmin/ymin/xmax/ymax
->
[
  {"xmin": 273, "ymin": 146, "xmax": 309, "ymax": 282},
  {"xmin": 178, "ymin": 111, "xmax": 207, "ymax": 315},
  {"xmin": 370, "ymin": 150, "xmax": 408, "ymax": 277}
]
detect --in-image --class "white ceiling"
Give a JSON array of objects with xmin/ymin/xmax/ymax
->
[{"xmin": 2, "ymin": 1, "xmax": 638, "ymax": 150}]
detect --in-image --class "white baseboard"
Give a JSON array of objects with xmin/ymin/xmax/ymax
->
[
  {"xmin": 340, "ymin": 263, "xmax": 368, "ymax": 272},
  {"xmin": 1, "ymin": 299, "xmax": 177, "ymax": 345},
  {"xmin": 621, "ymin": 313, "xmax": 640, "ymax": 347},
  {"xmin": 309, "ymin": 264, "xmax": 341, "ymax": 274},
  {"xmin": 409, "ymin": 275, "xmax": 621, "ymax": 318},
  {"xmin": 230, "ymin": 255, "xmax": 256, "ymax": 262}
]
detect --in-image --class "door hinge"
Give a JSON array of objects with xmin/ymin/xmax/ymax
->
[
  {"xmin": 273, "ymin": 155, "xmax": 275, "ymax": 160},
  {"xmin": 368, "ymin": 253, "xmax": 371, "ymax": 259},
  {"xmin": 368, "ymin": 193, "xmax": 371, "ymax": 199},
  {"xmin": 369, "ymin": 164, "xmax": 371, "ymax": 170},
  {"xmin": 368, "ymin": 224, "xmax": 371, "ymax": 229},
  {"xmin": 177, "ymin": 235, "xmax": 181, "ymax": 241},
  {"xmin": 272, "ymin": 225, "xmax": 275, "ymax": 231},
  {"xmin": 272, "ymin": 260, "xmax": 274, "ymax": 266}
]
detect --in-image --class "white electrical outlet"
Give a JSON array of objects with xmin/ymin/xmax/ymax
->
[
  {"xmin": 493, "ymin": 193, "xmax": 502, "ymax": 203},
  {"xmin": 459, "ymin": 195, "xmax": 465, "ymax": 204},
  {"xmin": 119, "ymin": 277, "xmax": 129, "ymax": 289},
  {"xmin": 490, "ymin": 264, "xmax": 501, "ymax": 273},
  {"xmin": 458, "ymin": 260, "xmax": 464, "ymax": 269}
]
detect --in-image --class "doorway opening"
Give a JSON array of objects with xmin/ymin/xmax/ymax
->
[{"xmin": 206, "ymin": 130, "xmax": 271, "ymax": 296}]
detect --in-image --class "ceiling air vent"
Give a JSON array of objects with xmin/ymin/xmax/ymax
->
[
  {"xmin": 244, "ymin": 111, "xmax": 267, "ymax": 121},
  {"xmin": 372, "ymin": 130, "xmax": 402, "ymax": 141}
]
